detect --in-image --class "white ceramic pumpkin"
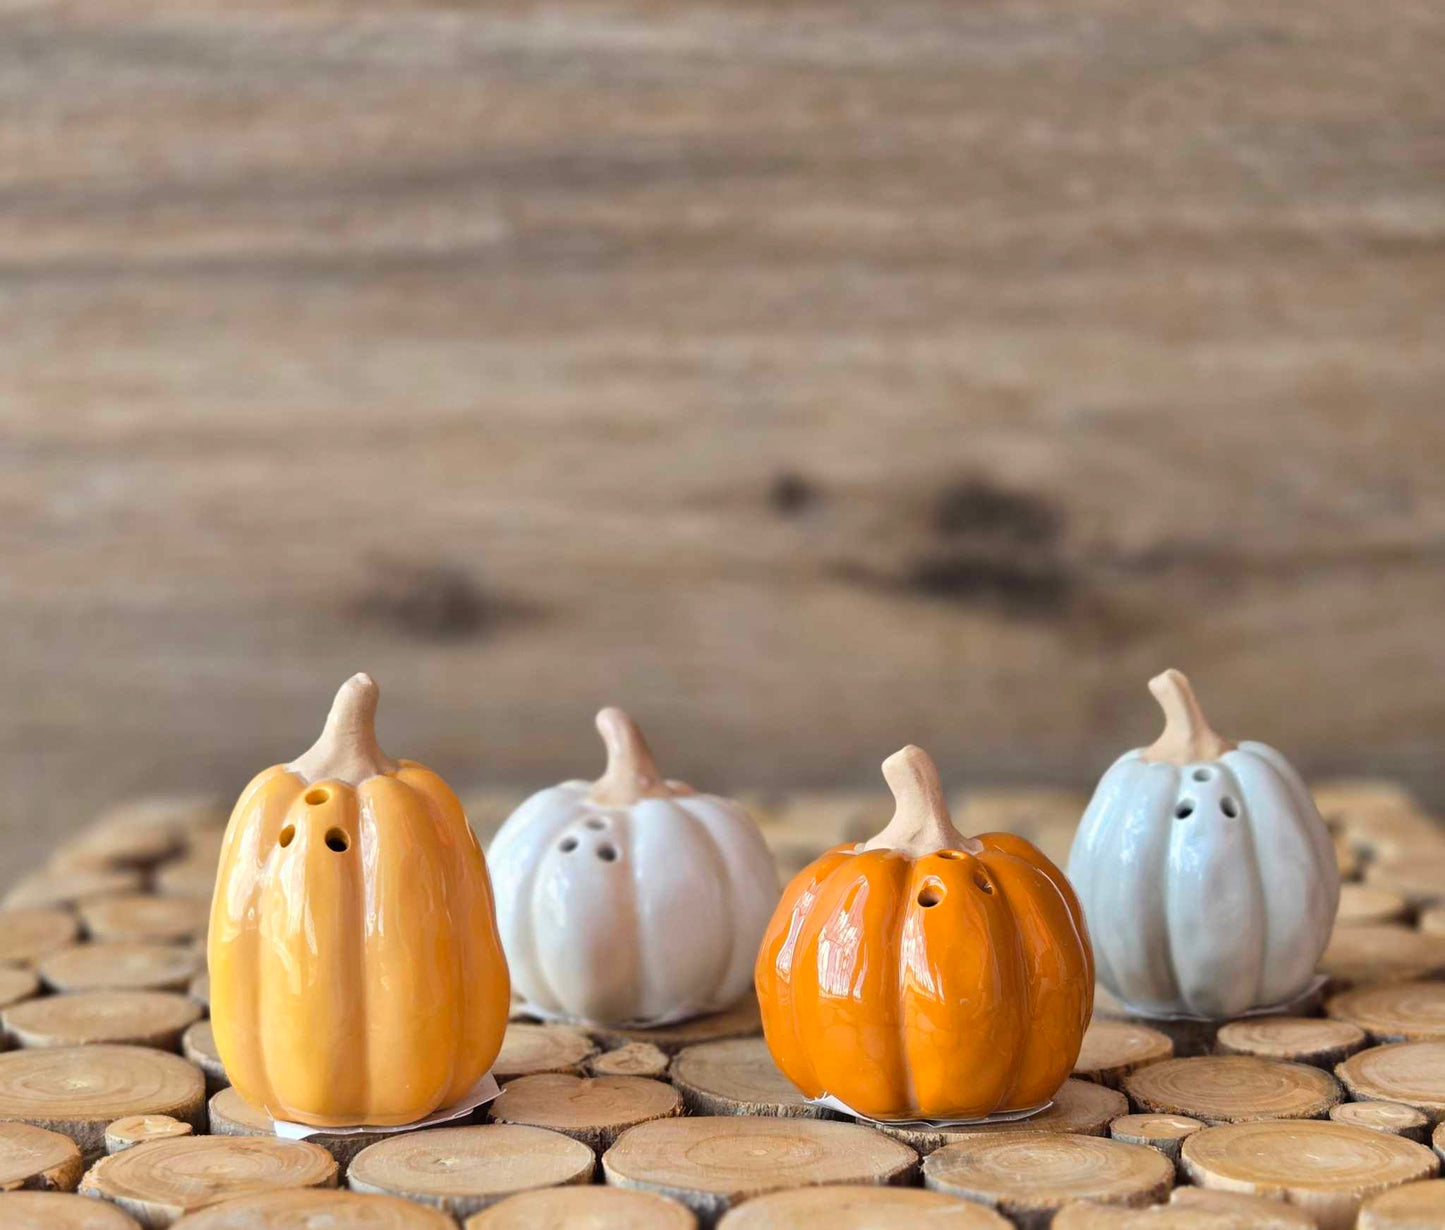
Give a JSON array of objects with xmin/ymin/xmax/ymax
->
[
  {"xmin": 488, "ymin": 708, "xmax": 779, "ymax": 1027},
  {"xmin": 1067, "ymin": 670, "xmax": 1339, "ymax": 1020}
]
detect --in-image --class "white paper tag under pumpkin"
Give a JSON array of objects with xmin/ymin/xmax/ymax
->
[
  {"xmin": 270, "ymin": 1071, "xmax": 500, "ymax": 1140},
  {"xmin": 807, "ymin": 1093, "xmax": 1052, "ymax": 1130},
  {"xmin": 1112, "ymin": 973, "xmax": 1329, "ymax": 1026}
]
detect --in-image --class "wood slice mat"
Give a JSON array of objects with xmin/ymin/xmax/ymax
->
[
  {"xmin": 1108, "ymin": 1113, "xmax": 1204, "ymax": 1167},
  {"xmin": 180, "ymin": 1023, "xmax": 228, "ymax": 1094},
  {"xmin": 0, "ymin": 1191, "xmax": 143, "ymax": 1229},
  {"xmin": 584, "ymin": 995, "xmax": 763, "ymax": 1057},
  {"xmin": 0, "ymin": 1120, "xmax": 83, "ymax": 1191},
  {"xmin": 467, "ymin": 1185, "xmax": 697, "ymax": 1229},
  {"xmin": 493, "ymin": 1024, "xmax": 597, "ymax": 1082},
  {"xmin": 168, "ymin": 1188, "xmax": 453, "ymax": 1228},
  {"xmin": 207, "ymin": 1087, "xmax": 389, "ymax": 1175},
  {"xmin": 0, "ymin": 909, "xmax": 78, "ymax": 965},
  {"xmin": 587, "ymin": 1042, "xmax": 670, "ymax": 1080},
  {"xmin": 79, "ymin": 896, "xmax": 210, "ymax": 945},
  {"xmin": 1329, "ymin": 1101, "xmax": 1431, "ymax": 1143},
  {"xmin": 39, "ymin": 944, "xmax": 202, "ymax": 995},
  {"xmin": 1214, "ymin": 1017, "xmax": 1366, "ymax": 1069},
  {"xmin": 1124, "ymin": 1056, "xmax": 1341, "ymax": 1125},
  {"xmin": 106, "ymin": 1115, "xmax": 193, "ymax": 1154},
  {"xmin": 1358, "ymin": 1178, "xmax": 1445, "ymax": 1230},
  {"xmin": 1328, "ymin": 982, "xmax": 1445, "ymax": 1043},
  {"xmin": 874, "ymin": 1079, "xmax": 1125, "ymax": 1155},
  {"xmin": 80, "ymin": 1134, "xmax": 337, "ymax": 1228},
  {"xmin": 1336, "ymin": 1041, "xmax": 1445, "ymax": 1123},
  {"xmin": 3, "ymin": 991, "xmax": 201, "ymax": 1051},
  {"xmin": 1181, "ymin": 1120, "xmax": 1439, "ymax": 1230},
  {"xmin": 715, "ymin": 1183, "xmax": 1011, "ymax": 1228},
  {"xmin": 1073, "ymin": 1021, "xmax": 1173, "ymax": 1089},
  {"xmin": 602, "ymin": 1116, "xmax": 917, "ymax": 1227},
  {"xmin": 670, "ymin": 1038, "xmax": 825, "ymax": 1118},
  {"xmin": 923, "ymin": 1133, "xmax": 1173, "ymax": 1230},
  {"xmin": 488, "ymin": 1073, "xmax": 681, "ymax": 1153},
  {"xmin": 346, "ymin": 1124, "xmax": 594, "ymax": 1218},
  {"xmin": 1053, "ymin": 1188, "xmax": 1318, "ymax": 1228}
]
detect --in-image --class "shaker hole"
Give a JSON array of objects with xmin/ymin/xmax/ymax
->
[
  {"xmin": 305, "ymin": 788, "xmax": 330, "ymax": 806},
  {"xmin": 559, "ymin": 837, "xmax": 579, "ymax": 853},
  {"xmin": 974, "ymin": 874, "xmax": 993, "ymax": 894},
  {"xmin": 1192, "ymin": 769, "xmax": 1212, "ymax": 782},
  {"xmin": 1174, "ymin": 801, "xmax": 1195, "ymax": 819},
  {"xmin": 597, "ymin": 844, "xmax": 618, "ymax": 863},
  {"xmin": 918, "ymin": 886, "xmax": 943, "ymax": 907},
  {"xmin": 1221, "ymin": 797, "xmax": 1240, "ymax": 818},
  {"xmin": 938, "ymin": 850, "xmax": 964, "ymax": 860},
  {"xmin": 324, "ymin": 829, "xmax": 349, "ymax": 852},
  {"xmin": 278, "ymin": 825, "xmax": 295, "ymax": 848},
  {"xmin": 585, "ymin": 818, "xmax": 606, "ymax": 830}
]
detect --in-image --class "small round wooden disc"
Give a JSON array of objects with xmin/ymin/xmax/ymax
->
[
  {"xmin": 0, "ymin": 1191, "xmax": 143, "ymax": 1229},
  {"xmin": 1215, "ymin": 1017, "xmax": 1367, "ymax": 1069},
  {"xmin": 1319, "ymin": 926, "xmax": 1445, "ymax": 989},
  {"xmin": 493, "ymin": 1024, "xmax": 597, "ymax": 1082},
  {"xmin": 3, "ymin": 991, "xmax": 201, "ymax": 1051},
  {"xmin": 168, "ymin": 1188, "xmax": 454, "ymax": 1228},
  {"xmin": 188, "ymin": 974, "xmax": 209, "ymax": 1011},
  {"xmin": 1337, "ymin": 885, "xmax": 1409, "ymax": 927},
  {"xmin": 1337, "ymin": 1041, "xmax": 1445, "ymax": 1123},
  {"xmin": 1054, "ymin": 1188, "xmax": 1318, "ymax": 1228},
  {"xmin": 0, "ymin": 1044, "xmax": 203, "ymax": 1162},
  {"xmin": 1181, "ymin": 1120, "xmax": 1439, "ymax": 1228},
  {"xmin": 79, "ymin": 896, "xmax": 210, "ymax": 945},
  {"xmin": 1330, "ymin": 1101, "xmax": 1430, "ymax": 1143},
  {"xmin": 0, "ymin": 1120, "xmax": 83, "ymax": 1191},
  {"xmin": 1124, "ymin": 1056, "xmax": 1341, "ymax": 1125},
  {"xmin": 3, "ymin": 870, "xmax": 143, "ymax": 911},
  {"xmin": 154, "ymin": 860, "xmax": 219, "ymax": 901},
  {"xmin": 715, "ymin": 1183, "xmax": 1011, "ymax": 1228},
  {"xmin": 488, "ymin": 1073, "xmax": 682, "ymax": 1153},
  {"xmin": 584, "ymin": 994, "xmax": 763, "ymax": 1056},
  {"xmin": 602, "ymin": 1116, "xmax": 918, "ymax": 1224},
  {"xmin": 50, "ymin": 814, "xmax": 186, "ymax": 873},
  {"xmin": 1359, "ymin": 1178, "xmax": 1445, "ymax": 1230},
  {"xmin": 874, "ymin": 1078, "xmax": 1126, "ymax": 1156},
  {"xmin": 466, "ymin": 1184, "xmax": 697, "ymax": 1229},
  {"xmin": 0, "ymin": 910, "xmax": 78, "ymax": 966},
  {"xmin": 1108, "ymin": 1113, "xmax": 1204, "ymax": 1164},
  {"xmin": 347, "ymin": 1124, "xmax": 594, "ymax": 1218},
  {"xmin": 207, "ymin": 1087, "xmax": 390, "ymax": 1175},
  {"xmin": 670, "ymin": 1038, "xmax": 824, "ymax": 1118},
  {"xmin": 180, "ymin": 1022, "xmax": 228, "ymax": 1093},
  {"xmin": 0, "ymin": 969, "xmax": 39, "ymax": 1013},
  {"xmin": 38, "ymin": 943, "xmax": 201, "ymax": 994},
  {"xmin": 80, "ymin": 1134, "xmax": 337, "ymax": 1225},
  {"xmin": 106, "ymin": 1114, "xmax": 193, "ymax": 1154},
  {"xmin": 1329, "ymin": 982, "xmax": 1445, "ymax": 1043},
  {"xmin": 1366, "ymin": 858, "xmax": 1445, "ymax": 909},
  {"xmin": 1073, "ymin": 1021, "xmax": 1174, "ymax": 1089},
  {"xmin": 923, "ymin": 1132, "xmax": 1174, "ymax": 1224},
  {"xmin": 1420, "ymin": 907, "xmax": 1445, "ymax": 936},
  {"xmin": 587, "ymin": 1042, "xmax": 670, "ymax": 1080}
]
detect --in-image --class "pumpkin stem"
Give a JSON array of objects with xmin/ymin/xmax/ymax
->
[
  {"xmin": 861, "ymin": 745, "xmax": 980, "ymax": 856},
  {"xmin": 589, "ymin": 708, "xmax": 673, "ymax": 806},
  {"xmin": 287, "ymin": 673, "xmax": 400, "ymax": 786},
  {"xmin": 1142, "ymin": 668, "xmax": 1235, "ymax": 764}
]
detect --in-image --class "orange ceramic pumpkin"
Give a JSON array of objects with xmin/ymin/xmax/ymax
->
[
  {"xmin": 755, "ymin": 745, "xmax": 1093, "ymax": 1121},
  {"xmin": 209, "ymin": 674, "xmax": 510, "ymax": 1127}
]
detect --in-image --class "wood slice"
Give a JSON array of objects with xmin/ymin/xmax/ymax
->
[
  {"xmin": 587, "ymin": 1042, "xmax": 670, "ymax": 1080},
  {"xmin": 0, "ymin": 1045, "xmax": 204, "ymax": 1162},
  {"xmin": 4, "ymin": 869, "xmax": 143, "ymax": 911},
  {"xmin": 1054, "ymin": 1188, "xmax": 1319, "ymax": 1228},
  {"xmin": 168, "ymin": 1188, "xmax": 453, "ymax": 1228},
  {"xmin": 1214, "ymin": 1018, "xmax": 1366, "ymax": 1069},
  {"xmin": 583, "ymin": 994, "xmax": 763, "ymax": 1057},
  {"xmin": 1074, "ymin": 1021, "xmax": 1174, "ymax": 1090},
  {"xmin": 49, "ymin": 823, "xmax": 183, "ymax": 876},
  {"xmin": 180, "ymin": 1023, "xmax": 227, "ymax": 1094},
  {"xmin": 922, "ymin": 1132, "xmax": 1174, "ymax": 1230},
  {"xmin": 0, "ymin": 1191, "xmax": 143, "ymax": 1229},
  {"xmin": 1336, "ymin": 885, "xmax": 1409, "ymax": 927},
  {"xmin": 1108, "ymin": 1113, "xmax": 1204, "ymax": 1167},
  {"xmin": 187, "ymin": 975, "xmax": 209, "ymax": 1011},
  {"xmin": 602, "ymin": 1116, "xmax": 918, "ymax": 1226},
  {"xmin": 106, "ymin": 1116, "xmax": 193, "ymax": 1154},
  {"xmin": 488, "ymin": 1073, "xmax": 682, "ymax": 1153},
  {"xmin": 207, "ymin": 1087, "xmax": 391, "ymax": 1176},
  {"xmin": 466, "ymin": 1184, "xmax": 698, "ymax": 1229},
  {"xmin": 0, "ymin": 969, "xmax": 39, "ymax": 1012},
  {"xmin": 39, "ymin": 944, "xmax": 201, "ymax": 995},
  {"xmin": 670, "ymin": 1038, "xmax": 825, "ymax": 1118},
  {"xmin": 1319, "ymin": 926, "xmax": 1445, "ymax": 990},
  {"xmin": 714, "ymin": 1183, "xmax": 1011, "ymax": 1229},
  {"xmin": 1358, "ymin": 1179, "xmax": 1445, "ymax": 1230},
  {"xmin": 1124, "ymin": 1056, "xmax": 1342, "ymax": 1125},
  {"xmin": 154, "ymin": 861, "xmax": 218, "ymax": 901},
  {"xmin": 80, "ymin": 897, "xmax": 210, "ymax": 945},
  {"xmin": 1329, "ymin": 1102, "xmax": 1430, "ymax": 1143},
  {"xmin": 873, "ymin": 1078, "xmax": 1125, "ymax": 1156},
  {"xmin": 1366, "ymin": 858, "xmax": 1445, "ymax": 910},
  {"xmin": 3, "ymin": 992, "xmax": 201, "ymax": 1052},
  {"xmin": 493, "ymin": 1024, "xmax": 597, "ymax": 1082},
  {"xmin": 1181, "ymin": 1120, "xmax": 1439, "ymax": 1230},
  {"xmin": 346, "ymin": 1124, "xmax": 594, "ymax": 1219},
  {"xmin": 0, "ymin": 1121, "xmax": 83, "ymax": 1191},
  {"xmin": 0, "ymin": 910, "xmax": 79, "ymax": 966},
  {"xmin": 1336, "ymin": 1042, "xmax": 1445, "ymax": 1123},
  {"xmin": 1328, "ymin": 982, "xmax": 1445, "ymax": 1044},
  {"xmin": 80, "ymin": 1135, "xmax": 337, "ymax": 1228}
]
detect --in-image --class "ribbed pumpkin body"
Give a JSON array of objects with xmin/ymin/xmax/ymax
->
[
  {"xmin": 756, "ymin": 831, "xmax": 1093, "ymax": 1121},
  {"xmin": 209, "ymin": 760, "xmax": 509, "ymax": 1127}
]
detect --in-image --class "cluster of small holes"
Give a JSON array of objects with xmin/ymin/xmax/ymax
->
[
  {"xmin": 305, "ymin": 788, "xmax": 330, "ymax": 806},
  {"xmin": 1221, "ymin": 797, "xmax": 1240, "ymax": 818},
  {"xmin": 278, "ymin": 825, "xmax": 295, "ymax": 848},
  {"xmin": 1175, "ymin": 801, "xmax": 1195, "ymax": 820},
  {"xmin": 324, "ymin": 829, "xmax": 349, "ymax": 853}
]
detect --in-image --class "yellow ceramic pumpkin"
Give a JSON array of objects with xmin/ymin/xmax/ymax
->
[{"xmin": 209, "ymin": 674, "xmax": 509, "ymax": 1127}]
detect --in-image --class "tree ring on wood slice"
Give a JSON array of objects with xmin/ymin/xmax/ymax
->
[
  {"xmin": 1108, "ymin": 1113, "xmax": 1203, "ymax": 1165},
  {"xmin": 38, "ymin": 944, "xmax": 201, "ymax": 994},
  {"xmin": 2, "ymin": 991, "xmax": 201, "ymax": 1052},
  {"xmin": 80, "ymin": 1134, "xmax": 337, "ymax": 1227},
  {"xmin": 1358, "ymin": 1178, "xmax": 1445, "ymax": 1230},
  {"xmin": 1328, "ymin": 982, "xmax": 1445, "ymax": 1043},
  {"xmin": 493, "ymin": 1024, "xmax": 597, "ymax": 1082},
  {"xmin": 487, "ymin": 1073, "xmax": 682, "ymax": 1153},
  {"xmin": 1336, "ymin": 1041, "xmax": 1445, "ymax": 1123},
  {"xmin": 873, "ymin": 1079, "xmax": 1125, "ymax": 1155},
  {"xmin": 670, "ymin": 1038, "xmax": 827, "ymax": 1118},
  {"xmin": 0, "ymin": 909, "xmax": 79, "ymax": 966},
  {"xmin": 582, "ymin": 993, "xmax": 763, "ymax": 1057},
  {"xmin": 1073, "ymin": 1021, "xmax": 1174, "ymax": 1089},
  {"xmin": 207, "ymin": 1088, "xmax": 385, "ymax": 1176},
  {"xmin": 465, "ymin": 1185, "xmax": 698, "ymax": 1229},
  {"xmin": 346, "ymin": 1124, "xmax": 594, "ymax": 1219},
  {"xmin": 0, "ymin": 969, "xmax": 39, "ymax": 1013},
  {"xmin": 1214, "ymin": 1017, "xmax": 1366, "ymax": 1069},
  {"xmin": 603, "ymin": 1116, "xmax": 917, "ymax": 1225},
  {"xmin": 180, "ymin": 1023, "xmax": 227, "ymax": 1094},
  {"xmin": 1329, "ymin": 1101, "xmax": 1430, "ymax": 1143},
  {"xmin": 1181, "ymin": 1120, "xmax": 1439, "ymax": 1230},
  {"xmin": 0, "ymin": 1191, "xmax": 144, "ymax": 1229},
  {"xmin": 715, "ymin": 1183, "xmax": 1011, "ymax": 1228},
  {"xmin": 106, "ymin": 1115, "xmax": 193, "ymax": 1154},
  {"xmin": 1123, "ymin": 1056, "xmax": 1341, "ymax": 1125},
  {"xmin": 3, "ymin": 870, "xmax": 144, "ymax": 911},
  {"xmin": 1319, "ymin": 926, "xmax": 1445, "ymax": 990},
  {"xmin": 923, "ymin": 1132, "xmax": 1174, "ymax": 1229},
  {"xmin": 0, "ymin": 1121, "xmax": 84, "ymax": 1191},
  {"xmin": 1053, "ymin": 1187, "xmax": 1319, "ymax": 1229},
  {"xmin": 586, "ymin": 1042, "xmax": 670, "ymax": 1080},
  {"xmin": 0, "ymin": 1045, "xmax": 204, "ymax": 1163},
  {"xmin": 167, "ymin": 1188, "xmax": 453, "ymax": 1228},
  {"xmin": 1336, "ymin": 885, "xmax": 1408, "ymax": 927},
  {"xmin": 79, "ymin": 896, "xmax": 210, "ymax": 945}
]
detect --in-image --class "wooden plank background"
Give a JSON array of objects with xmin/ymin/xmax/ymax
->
[{"xmin": 2, "ymin": 0, "xmax": 1444, "ymax": 870}]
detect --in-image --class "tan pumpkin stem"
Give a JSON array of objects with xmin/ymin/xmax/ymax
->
[
  {"xmin": 287, "ymin": 673, "xmax": 400, "ymax": 786},
  {"xmin": 861, "ymin": 745, "xmax": 981, "ymax": 856},
  {"xmin": 1141, "ymin": 668, "xmax": 1235, "ymax": 764},
  {"xmin": 589, "ymin": 708, "xmax": 674, "ymax": 805}
]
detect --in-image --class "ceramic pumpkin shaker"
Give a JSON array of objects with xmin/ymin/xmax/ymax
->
[
  {"xmin": 1067, "ymin": 669, "xmax": 1339, "ymax": 1020},
  {"xmin": 209, "ymin": 674, "xmax": 509, "ymax": 1127},
  {"xmin": 756, "ymin": 744, "xmax": 1094, "ymax": 1122},
  {"xmin": 488, "ymin": 708, "xmax": 778, "ymax": 1027}
]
